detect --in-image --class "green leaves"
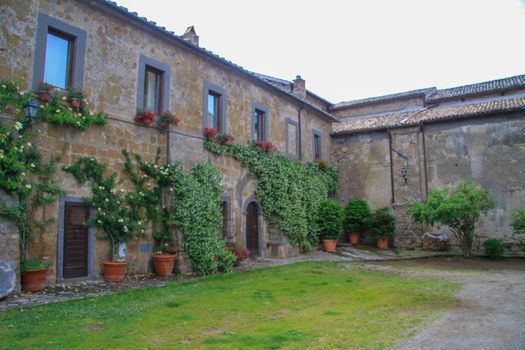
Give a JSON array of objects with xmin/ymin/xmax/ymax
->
[
  {"xmin": 344, "ymin": 198, "xmax": 371, "ymax": 234},
  {"xmin": 317, "ymin": 199, "xmax": 345, "ymax": 240},
  {"xmin": 368, "ymin": 208, "xmax": 395, "ymax": 239},
  {"xmin": 204, "ymin": 139, "xmax": 339, "ymax": 250},
  {"xmin": 409, "ymin": 180, "xmax": 495, "ymax": 257}
]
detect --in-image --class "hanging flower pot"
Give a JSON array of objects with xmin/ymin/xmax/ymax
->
[
  {"xmin": 349, "ymin": 233, "xmax": 360, "ymax": 245},
  {"xmin": 22, "ymin": 268, "xmax": 49, "ymax": 292},
  {"xmin": 69, "ymin": 97, "xmax": 81, "ymax": 109},
  {"xmin": 152, "ymin": 253, "xmax": 176, "ymax": 277},
  {"xmin": 102, "ymin": 261, "xmax": 127, "ymax": 282}
]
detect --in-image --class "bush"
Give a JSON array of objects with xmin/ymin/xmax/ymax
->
[
  {"xmin": 344, "ymin": 198, "xmax": 371, "ymax": 234},
  {"xmin": 409, "ymin": 180, "xmax": 495, "ymax": 258},
  {"xmin": 483, "ymin": 239, "xmax": 504, "ymax": 260},
  {"xmin": 369, "ymin": 208, "xmax": 395, "ymax": 239},
  {"xmin": 511, "ymin": 209, "xmax": 525, "ymax": 252},
  {"xmin": 317, "ymin": 199, "xmax": 345, "ymax": 240}
]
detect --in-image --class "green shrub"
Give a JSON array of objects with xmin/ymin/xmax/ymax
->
[
  {"xmin": 409, "ymin": 180, "xmax": 495, "ymax": 258},
  {"xmin": 511, "ymin": 209, "xmax": 525, "ymax": 252},
  {"xmin": 483, "ymin": 239, "xmax": 504, "ymax": 260},
  {"xmin": 20, "ymin": 258, "xmax": 52, "ymax": 273},
  {"xmin": 317, "ymin": 199, "xmax": 345, "ymax": 240},
  {"xmin": 344, "ymin": 198, "xmax": 371, "ymax": 234},
  {"xmin": 369, "ymin": 208, "xmax": 395, "ymax": 239}
]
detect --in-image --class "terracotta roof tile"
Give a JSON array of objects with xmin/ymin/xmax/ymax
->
[{"xmin": 332, "ymin": 97, "xmax": 525, "ymax": 135}]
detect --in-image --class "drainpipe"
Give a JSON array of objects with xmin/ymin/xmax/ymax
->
[
  {"xmin": 298, "ymin": 103, "xmax": 305, "ymax": 160},
  {"xmin": 387, "ymin": 129, "xmax": 395, "ymax": 205},
  {"xmin": 420, "ymin": 122, "xmax": 429, "ymax": 198}
]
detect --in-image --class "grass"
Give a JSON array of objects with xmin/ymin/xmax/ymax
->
[{"xmin": 0, "ymin": 261, "xmax": 459, "ymax": 350}]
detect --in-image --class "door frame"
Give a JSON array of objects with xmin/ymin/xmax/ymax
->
[
  {"xmin": 57, "ymin": 196, "xmax": 95, "ymax": 282},
  {"xmin": 243, "ymin": 195, "xmax": 264, "ymax": 257}
]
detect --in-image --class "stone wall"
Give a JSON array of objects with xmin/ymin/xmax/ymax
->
[{"xmin": 332, "ymin": 112, "xmax": 525, "ymax": 248}]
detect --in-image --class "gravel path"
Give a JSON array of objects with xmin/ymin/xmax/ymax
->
[{"xmin": 365, "ymin": 263, "xmax": 525, "ymax": 350}]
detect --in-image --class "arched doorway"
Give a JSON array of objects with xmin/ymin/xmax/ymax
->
[{"xmin": 246, "ymin": 201, "xmax": 260, "ymax": 256}]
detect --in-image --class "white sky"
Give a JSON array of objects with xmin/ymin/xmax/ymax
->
[{"xmin": 115, "ymin": 0, "xmax": 525, "ymax": 103}]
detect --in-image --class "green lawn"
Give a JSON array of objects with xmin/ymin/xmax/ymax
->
[{"xmin": 0, "ymin": 262, "xmax": 458, "ymax": 350}]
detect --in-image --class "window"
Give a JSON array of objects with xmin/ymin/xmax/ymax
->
[
  {"xmin": 252, "ymin": 103, "xmax": 268, "ymax": 142},
  {"xmin": 312, "ymin": 129, "xmax": 323, "ymax": 161},
  {"xmin": 44, "ymin": 30, "xmax": 74, "ymax": 89},
  {"xmin": 285, "ymin": 118, "xmax": 299, "ymax": 159},
  {"xmin": 136, "ymin": 55, "xmax": 170, "ymax": 113},
  {"xmin": 144, "ymin": 66, "xmax": 163, "ymax": 114},
  {"xmin": 203, "ymin": 82, "xmax": 227, "ymax": 133},
  {"xmin": 33, "ymin": 13, "xmax": 86, "ymax": 90},
  {"xmin": 208, "ymin": 91, "xmax": 222, "ymax": 130},
  {"xmin": 221, "ymin": 201, "xmax": 228, "ymax": 239},
  {"xmin": 220, "ymin": 196, "xmax": 231, "ymax": 239}
]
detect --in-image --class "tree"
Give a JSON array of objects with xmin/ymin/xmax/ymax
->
[{"xmin": 409, "ymin": 180, "xmax": 495, "ymax": 258}]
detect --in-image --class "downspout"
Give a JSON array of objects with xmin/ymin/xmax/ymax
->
[
  {"xmin": 297, "ymin": 103, "xmax": 305, "ymax": 160},
  {"xmin": 420, "ymin": 122, "xmax": 429, "ymax": 198},
  {"xmin": 387, "ymin": 129, "xmax": 395, "ymax": 205}
]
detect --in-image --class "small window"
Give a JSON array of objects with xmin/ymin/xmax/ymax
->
[
  {"xmin": 252, "ymin": 103, "xmax": 268, "ymax": 142},
  {"xmin": 207, "ymin": 91, "xmax": 222, "ymax": 130},
  {"xmin": 33, "ymin": 13, "xmax": 86, "ymax": 90},
  {"xmin": 136, "ymin": 55, "xmax": 170, "ymax": 113},
  {"xmin": 285, "ymin": 118, "xmax": 299, "ymax": 159},
  {"xmin": 221, "ymin": 201, "xmax": 228, "ymax": 239},
  {"xmin": 312, "ymin": 130, "xmax": 323, "ymax": 161},
  {"xmin": 144, "ymin": 66, "xmax": 163, "ymax": 114},
  {"xmin": 203, "ymin": 82, "xmax": 227, "ymax": 133},
  {"xmin": 44, "ymin": 30, "xmax": 74, "ymax": 89}
]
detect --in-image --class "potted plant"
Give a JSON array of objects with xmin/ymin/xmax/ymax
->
[
  {"xmin": 20, "ymin": 258, "xmax": 52, "ymax": 292},
  {"xmin": 156, "ymin": 111, "xmax": 179, "ymax": 131},
  {"xmin": 152, "ymin": 228, "xmax": 176, "ymax": 277},
  {"xmin": 66, "ymin": 88, "xmax": 83, "ymax": 110},
  {"xmin": 37, "ymin": 81, "xmax": 54, "ymax": 102},
  {"xmin": 252, "ymin": 140, "xmax": 275, "ymax": 153},
  {"xmin": 215, "ymin": 133, "xmax": 235, "ymax": 145},
  {"xmin": 204, "ymin": 127, "xmax": 218, "ymax": 141},
  {"xmin": 344, "ymin": 198, "xmax": 371, "ymax": 245},
  {"xmin": 369, "ymin": 207, "xmax": 395, "ymax": 249},
  {"xmin": 134, "ymin": 110, "xmax": 156, "ymax": 126},
  {"xmin": 317, "ymin": 199, "xmax": 345, "ymax": 253}
]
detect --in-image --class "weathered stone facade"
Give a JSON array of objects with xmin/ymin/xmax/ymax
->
[{"xmin": 1, "ymin": 0, "xmax": 524, "ymax": 294}]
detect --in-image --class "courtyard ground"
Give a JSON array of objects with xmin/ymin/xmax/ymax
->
[{"xmin": 1, "ymin": 252, "xmax": 524, "ymax": 349}]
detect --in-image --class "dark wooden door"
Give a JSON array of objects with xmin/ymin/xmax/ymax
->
[
  {"xmin": 63, "ymin": 203, "xmax": 89, "ymax": 279},
  {"xmin": 246, "ymin": 202, "xmax": 259, "ymax": 256}
]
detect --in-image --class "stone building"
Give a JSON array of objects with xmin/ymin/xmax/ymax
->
[{"xmin": 0, "ymin": 0, "xmax": 524, "ymax": 293}]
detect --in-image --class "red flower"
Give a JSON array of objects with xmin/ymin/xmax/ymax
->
[{"xmin": 204, "ymin": 127, "xmax": 219, "ymax": 140}]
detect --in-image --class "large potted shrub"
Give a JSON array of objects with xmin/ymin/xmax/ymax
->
[
  {"xmin": 409, "ymin": 180, "xmax": 495, "ymax": 258},
  {"xmin": 152, "ymin": 230, "xmax": 176, "ymax": 277},
  {"xmin": 20, "ymin": 259, "xmax": 52, "ymax": 292},
  {"xmin": 369, "ymin": 207, "xmax": 395, "ymax": 249},
  {"xmin": 344, "ymin": 198, "xmax": 371, "ymax": 245},
  {"xmin": 317, "ymin": 199, "xmax": 345, "ymax": 253}
]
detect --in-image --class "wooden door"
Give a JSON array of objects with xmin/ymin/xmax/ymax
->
[
  {"xmin": 246, "ymin": 202, "xmax": 259, "ymax": 256},
  {"xmin": 63, "ymin": 203, "xmax": 89, "ymax": 279}
]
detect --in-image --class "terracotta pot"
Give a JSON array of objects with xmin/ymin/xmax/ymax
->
[
  {"xmin": 69, "ymin": 98, "xmax": 81, "ymax": 109},
  {"xmin": 152, "ymin": 254, "xmax": 176, "ymax": 277},
  {"xmin": 377, "ymin": 237, "xmax": 389, "ymax": 250},
  {"xmin": 103, "ymin": 261, "xmax": 127, "ymax": 282},
  {"xmin": 39, "ymin": 90, "xmax": 51, "ymax": 103},
  {"xmin": 22, "ymin": 268, "xmax": 48, "ymax": 292},
  {"xmin": 323, "ymin": 239, "xmax": 337, "ymax": 253},
  {"xmin": 349, "ymin": 233, "xmax": 360, "ymax": 245}
]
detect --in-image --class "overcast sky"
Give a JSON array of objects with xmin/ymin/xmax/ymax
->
[{"xmin": 115, "ymin": 0, "xmax": 525, "ymax": 103}]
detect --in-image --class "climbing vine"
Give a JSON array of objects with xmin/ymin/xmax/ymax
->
[{"xmin": 204, "ymin": 138, "xmax": 338, "ymax": 251}]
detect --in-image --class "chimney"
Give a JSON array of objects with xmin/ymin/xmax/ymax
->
[
  {"xmin": 182, "ymin": 26, "xmax": 199, "ymax": 46},
  {"xmin": 292, "ymin": 75, "xmax": 306, "ymax": 100}
]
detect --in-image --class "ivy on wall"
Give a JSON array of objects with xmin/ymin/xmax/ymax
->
[{"xmin": 204, "ymin": 138, "xmax": 338, "ymax": 251}]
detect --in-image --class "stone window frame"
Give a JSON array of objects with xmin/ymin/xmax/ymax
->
[
  {"xmin": 202, "ymin": 81, "xmax": 227, "ymax": 133},
  {"xmin": 312, "ymin": 128, "xmax": 323, "ymax": 161},
  {"xmin": 285, "ymin": 118, "xmax": 300, "ymax": 159},
  {"xmin": 57, "ymin": 196, "xmax": 95, "ymax": 283},
  {"xmin": 136, "ymin": 54, "xmax": 171, "ymax": 113},
  {"xmin": 32, "ymin": 12, "xmax": 87, "ymax": 90},
  {"xmin": 251, "ymin": 102, "xmax": 269, "ymax": 142},
  {"xmin": 220, "ymin": 195, "xmax": 232, "ymax": 240}
]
